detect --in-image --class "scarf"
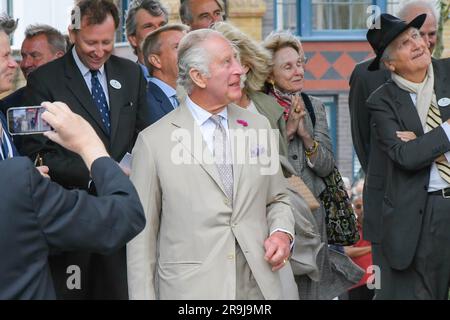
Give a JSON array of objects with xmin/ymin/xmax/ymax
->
[
  {"xmin": 267, "ymin": 85, "xmax": 300, "ymax": 121},
  {"xmin": 391, "ymin": 64, "xmax": 436, "ymax": 130}
]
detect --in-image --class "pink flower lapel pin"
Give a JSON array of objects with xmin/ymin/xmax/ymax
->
[{"xmin": 237, "ymin": 119, "xmax": 248, "ymax": 127}]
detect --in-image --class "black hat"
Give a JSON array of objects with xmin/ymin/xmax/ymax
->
[{"xmin": 366, "ymin": 13, "xmax": 426, "ymax": 71}]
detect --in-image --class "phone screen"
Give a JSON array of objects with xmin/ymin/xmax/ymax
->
[{"xmin": 6, "ymin": 106, "xmax": 52, "ymax": 135}]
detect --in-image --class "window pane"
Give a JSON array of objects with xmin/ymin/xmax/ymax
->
[
  {"xmin": 312, "ymin": 0, "xmax": 372, "ymax": 31},
  {"xmin": 276, "ymin": 0, "xmax": 297, "ymax": 32}
]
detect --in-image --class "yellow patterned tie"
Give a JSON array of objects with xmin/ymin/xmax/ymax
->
[{"xmin": 426, "ymin": 104, "xmax": 450, "ymax": 183}]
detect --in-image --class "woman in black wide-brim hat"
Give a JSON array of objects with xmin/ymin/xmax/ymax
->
[{"xmin": 366, "ymin": 13, "xmax": 450, "ymax": 300}]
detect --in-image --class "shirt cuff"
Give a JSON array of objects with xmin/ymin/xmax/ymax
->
[{"xmin": 271, "ymin": 228, "xmax": 295, "ymax": 250}]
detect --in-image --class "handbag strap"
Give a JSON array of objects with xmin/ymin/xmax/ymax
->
[{"xmin": 301, "ymin": 93, "xmax": 316, "ymax": 128}]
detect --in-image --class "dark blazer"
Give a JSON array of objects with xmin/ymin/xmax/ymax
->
[
  {"xmin": 1, "ymin": 87, "xmax": 27, "ymax": 152},
  {"xmin": 21, "ymin": 51, "xmax": 150, "ymax": 300},
  {"xmin": 366, "ymin": 58, "xmax": 450, "ymax": 270},
  {"xmin": 22, "ymin": 51, "xmax": 150, "ymax": 188},
  {"xmin": 147, "ymin": 80, "xmax": 175, "ymax": 125},
  {"xmin": 0, "ymin": 111, "xmax": 19, "ymax": 157},
  {"xmin": 0, "ymin": 87, "xmax": 25, "ymax": 115},
  {"xmin": 349, "ymin": 59, "xmax": 390, "ymax": 243},
  {"xmin": 0, "ymin": 157, "xmax": 145, "ymax": 299}
]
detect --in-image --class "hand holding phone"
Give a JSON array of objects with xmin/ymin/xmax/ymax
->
[{"xmin": 7, "ymin": 106, "xmax": 52, "ymax": 135}]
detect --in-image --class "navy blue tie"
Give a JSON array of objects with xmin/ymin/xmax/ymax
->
[{"xmin": 90, "ymin": 70, "xmax": 111, "ymax": 135}]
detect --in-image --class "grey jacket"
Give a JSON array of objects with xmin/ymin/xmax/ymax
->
[{"xmin": 288, "ymin": 94, "xmax": 364, "ymax": 299}]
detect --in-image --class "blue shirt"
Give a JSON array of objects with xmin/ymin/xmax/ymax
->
[
  {"xmin": 149, "ymin": 77, "xmax": 179, "ymax": 109},
  {"xmin": 139, "ymin": 63, "xmax": 151, "ymax": 83}
]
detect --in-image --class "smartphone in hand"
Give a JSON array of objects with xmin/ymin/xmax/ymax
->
[{"xmin": 6, "ymin": 106, "xmax": 52, "ymax": 135}]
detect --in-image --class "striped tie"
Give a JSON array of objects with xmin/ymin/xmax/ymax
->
[
  {"xmin": 210, "ymin": 114, "xmax": 234, "ymax": 203},
  {"xmin": 426, "ymin": 104, "xmax": 450, "ymax": 183}
]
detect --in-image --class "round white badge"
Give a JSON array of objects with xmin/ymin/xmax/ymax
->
[
  {"xmin": 110, "ymin": 79, "xmax": 122, "ymax": 90},
  {"xmin": 438, "ymin": 98, "xmax": 450, "ymax": 107}
]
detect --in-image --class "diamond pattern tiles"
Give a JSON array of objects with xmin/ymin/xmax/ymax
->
[{"xmin": 302, "ymin": 42, "xmax": 374, "ymax": 91}]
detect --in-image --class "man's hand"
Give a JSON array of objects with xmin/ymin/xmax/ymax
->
[
  {"xmin": 36, "ymin": 165, "xmax": 50, "ymax": 179},
  {"xmin": 396, "ymin": 131, "xmax": 417, "ymax": 142},
  {"xmin": 41, "ymin": 101, "xmax": 109, "ymax": 171},
  {"xmin": 264, "ymin": 231, "xmax": 292, "ymax": 272}
]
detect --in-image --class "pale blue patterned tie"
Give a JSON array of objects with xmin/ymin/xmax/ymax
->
[
  {"xmin": 210, "ymin": 114, "xmax": 233, "ymax": 202},
  {"xmin": 90, "ymin": 70, "xmax": 111, "ymax": 135}
]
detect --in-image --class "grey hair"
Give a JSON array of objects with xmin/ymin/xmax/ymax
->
[
  {"xmin": 397, "ymin": 0, "xmax": 439, "ymax": 25},
  {"xmin": 126, "ymin": 0, "xmax": 169, "ymax": 54},
  {"xmin": 24, "ymin": 24, "xmax": 67, "ymax": 53},
  {"xmin": 177, "ymin": 29, "xmax": 228, "ymax": 94},
  {"xmin": 380, "ymin": 27, "xmax": 421, "ymax": 68},
  {"xmin": 142, "ymin": 23, "xmax": 188, "ymax": 75},
  {"xmin": 0, "ymin": 13, "xmax": 17, "ymax": 36},
  {"xmin": 179, "ymin": 0, "xmax": 224, "ymax": 25}
]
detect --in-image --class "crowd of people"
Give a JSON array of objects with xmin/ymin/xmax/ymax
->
[{"xmin": 0, "ymin": 0, "xmax": 449, "ymax": 300}]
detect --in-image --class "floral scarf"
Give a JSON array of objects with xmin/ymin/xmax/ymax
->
[{"xmin": 267, "ymin": 85, "xmax": 300, "ymax": 121}]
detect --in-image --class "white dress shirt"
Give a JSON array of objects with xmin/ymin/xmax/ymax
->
[
  {"xmin": 409, "ymin": 93, "xmax": 450, "ymax": 191},
  {"xmin": 72, "ymin": 47, "xmax": 110, "ymax": 107},
  {"xmin": 186, "ymin": 96, "xmax": 294, "ymax": 244}
]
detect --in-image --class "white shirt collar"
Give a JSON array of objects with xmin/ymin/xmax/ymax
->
[
  {"xmin": 185, "ymin": 96, "xmax": 228, "ymax": 127},
  {"xmin": 72, "ymin": 46, "xmax": 105, "ymax": 77}
]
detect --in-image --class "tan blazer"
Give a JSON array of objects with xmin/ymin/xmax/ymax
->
[{"xmin": 127, "ymin": 102, "xmax": 295, "ymax": 300}]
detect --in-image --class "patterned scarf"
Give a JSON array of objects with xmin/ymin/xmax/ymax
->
[{"xmin": 267, "ymin": 85, "xmax": 300, "ymax": 121}]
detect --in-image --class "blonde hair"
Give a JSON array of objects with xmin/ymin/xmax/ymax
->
[
  {"xmin": 263, "ymin": 30, "xmax": 304, "ymax": 61},
  {"xmin": 212, "ymin": 21, "xmax": 272, "ymax": 92}
]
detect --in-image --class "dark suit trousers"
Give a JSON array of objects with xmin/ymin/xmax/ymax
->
[
  {"xmin": 49, "ymin": 249, "xmax": 128, "ymax": 300},
  {"xmin": 374, "ymin": 194, "xmax": 450, "ymax": 300}
]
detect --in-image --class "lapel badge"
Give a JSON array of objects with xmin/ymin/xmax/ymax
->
[
  {"xmin": 110, "ymin": 79, "xmax": 122, "ymax": 90},
  {"xmin": 438, "ymin": 98, "xmax": 450, "ymax": 107}
]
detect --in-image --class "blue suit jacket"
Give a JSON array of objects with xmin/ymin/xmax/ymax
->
[
  {"xmin": 0, "ymin": 87, "xmax": 25, "ymax": 115},
  {"xmin": 0, "ymin": 157, "xmax": 145, "ymax": 299},
  {"xmin": 0, "ymin": 111, "xmax": 19, "ymax": 157},
  {"xmin": 147, "ymin": 81, "xmax": 175, "ymax": 125}
]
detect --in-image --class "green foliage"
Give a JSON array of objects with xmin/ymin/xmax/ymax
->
[{"xmin": 434, "ymin": 0, "xmax": 450, "ymax": 58}]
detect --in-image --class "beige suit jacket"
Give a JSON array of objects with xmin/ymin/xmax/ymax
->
[{"xmin": 127, "ymin": 102, "xmax": 295, "ymax": 300}]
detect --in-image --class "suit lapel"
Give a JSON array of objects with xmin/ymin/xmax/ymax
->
[
  {"xmin": 227, "ymin": 105, "xmax": 243, "ymax": 202},
  {"xmin": 433, "ymin": 60, "xmax": 450, "ymax": 122},
  {"xmin": 392, "ymin": 84, "xmax": 424, "ymax": 134},
  {"xmin": 149, "ymin": 82, "xmax": 175, "ymax": 115},
  {"xmin": 64, "ymin": 53, "xmax": 107, "ymax": 134},
  {"xmin": 105, "ymin": 58, "xmax": 127, "ymax": 145},
  {"xmin": 170, "ymin": 103, "xmax": 228, "ymax": 197}
]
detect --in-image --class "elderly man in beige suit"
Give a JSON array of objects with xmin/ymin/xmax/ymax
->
[{"xmin": 127, "ymin": 29, "xmax": 295, "ymax": 300}]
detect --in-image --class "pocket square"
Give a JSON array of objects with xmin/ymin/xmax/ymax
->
[{"xmin": 250, "ymin": 145, "xmax": 266, "ymax": 158}]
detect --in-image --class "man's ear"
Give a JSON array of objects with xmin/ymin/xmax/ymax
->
[
  {"xmin": 189, "ymin": 68, "xmax": 207, "ymax": 89},
  {"xmin": 383, "ymin": 60, "xmax": 395, "ymax": 72},
  {"xmin": 149, "ymin": 54, "xmax": 161, "ymax": 69},
  {"xmin": 55, "ymin": 51, "xmax": 65, "ymax": 58},
  {"xmin": 68, "ymin": 27, "xmax": 76, "ymax": 45},
  {"xmin": 127, "ymin": 35, "xmax": 138, "ymax": 51}
]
